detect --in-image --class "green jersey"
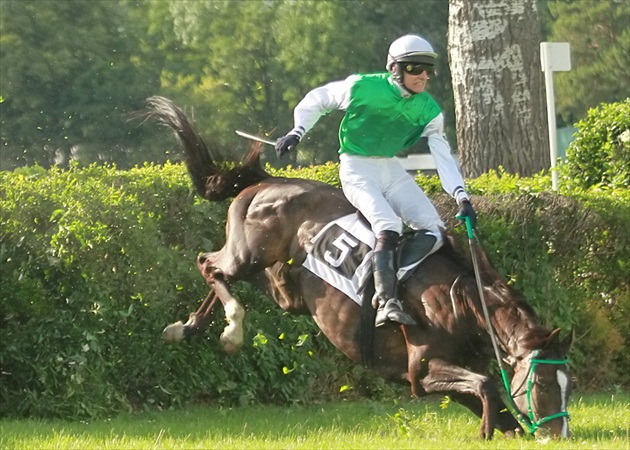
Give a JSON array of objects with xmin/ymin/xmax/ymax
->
[{"xmin": 338, "ymin": 73, "xmax": 441, "ymax": 157}]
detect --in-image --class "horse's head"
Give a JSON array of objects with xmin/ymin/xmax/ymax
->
[{"xmin": 507, "ymin": 327, "xmax": 574, "ymax": 439}]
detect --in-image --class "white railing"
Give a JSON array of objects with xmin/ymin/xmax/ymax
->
[
  {"xmin": 396, "ymin": 154, "xmax": 437, "ymax": 170},
  {"xmin": 396, "ymin": 153, "xmax": 460, "ymax": 171}
]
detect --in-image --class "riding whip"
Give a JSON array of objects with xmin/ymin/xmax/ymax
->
[{"xmin": 235, "ymin": 130, "xmax": 276, "ymax": 146}]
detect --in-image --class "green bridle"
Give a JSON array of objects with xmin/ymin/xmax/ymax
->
[{"xmin": 500, "ymin": 350, "xmax": 570, "ymax": 434}]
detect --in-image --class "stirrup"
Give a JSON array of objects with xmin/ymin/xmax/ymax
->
[{"xmin": 375, "ymin": 298, "xmax": 416, "ymax": 327}]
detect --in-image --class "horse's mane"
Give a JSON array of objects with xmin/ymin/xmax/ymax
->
[
  {"xmin": 142, "ymin": 96, "xmax": 270, "ymax": 201},
  {"xmin": 439, "ymin": 231, "xmax": 547, "ymax": 349},
  {"xmin": 481, "ymin": 255, "xmax": 555, "ymax": 353}
]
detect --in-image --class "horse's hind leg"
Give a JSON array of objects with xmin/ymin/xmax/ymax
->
[
  {"xmin": 163, "ymin": 291, "xmax": 218, "ymax": 343},
  {"xmin": 162, "ymin": 279, "xmax": 245, "ymax": 355},
  {"xmin": 211, "ymin": 279, "xmax": 245, "ymax": 355}
]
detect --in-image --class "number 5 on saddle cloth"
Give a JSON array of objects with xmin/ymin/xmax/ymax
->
[{"xmin": 303, "ymin": 213, "xmax": 442, "ymax": 307}]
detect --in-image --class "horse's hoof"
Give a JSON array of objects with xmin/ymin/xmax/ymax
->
[
  {"xmin": 163, "ymin": 321, "xmax": 185, "ymax": 343},
  {"xmin": 503, "ymin": 429, "xmax": 516, "ymax": 439},
  {"xmin": 220, "ymin": 335, "xmax": 242, "ymax": 355}
]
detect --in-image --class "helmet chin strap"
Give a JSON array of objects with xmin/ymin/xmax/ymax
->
[
  {"xmin": 390, "ymin": 64, "xmax": 416, "ymax": 96},
  {"xmin": 388, "ymin": 60, "xmax": 402, "ymax": 83}
]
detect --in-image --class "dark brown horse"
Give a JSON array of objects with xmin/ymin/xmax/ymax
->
[{"xmin": 144, "ymin": 96, "xmax": 573, "ymax": 440}]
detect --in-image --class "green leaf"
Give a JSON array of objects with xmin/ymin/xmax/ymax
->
[{"xmin": 296, "ymin": 334, "xmax": 309, "ymax": 346}]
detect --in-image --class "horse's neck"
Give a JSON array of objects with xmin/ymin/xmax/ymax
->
[{"xmin": 485, "ymin": 296, "xmax": 540, "ymax": 359}]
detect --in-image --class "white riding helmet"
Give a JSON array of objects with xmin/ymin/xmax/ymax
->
[{"xmin": 386, "ymin": 35, "xmax": 437, "ymax": 81}]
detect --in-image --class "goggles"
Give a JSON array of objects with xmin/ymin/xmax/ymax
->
[{"xmin": 403, "ymin": 63, "xmax": 433, "ymax": 76}]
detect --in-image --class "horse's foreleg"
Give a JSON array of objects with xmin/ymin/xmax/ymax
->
[
  {"xmin": 212, "ymin": 279, "xmax": 245, "ymax": 355},
  {"xmin": 420, "ymin": 359, "xmax": 501, "ymax": 440},
  {"xmin": 400, "ymin": 326, "xmax": 429, "ymax": 398},
  {"xmin": 449, "ymin": 393, "xmax": 522, "ymax": 438}
]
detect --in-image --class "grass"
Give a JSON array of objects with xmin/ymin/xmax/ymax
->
[{"xmin": 0, "ymin": 393, "xmax": 628, "ymax": 449}]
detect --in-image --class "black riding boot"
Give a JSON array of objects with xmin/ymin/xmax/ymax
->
[{"xmin": 372, "ymin": 231, "xmax": 416, "ymax": 327}]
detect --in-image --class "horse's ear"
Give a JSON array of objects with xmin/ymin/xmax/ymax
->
[
  {"xmin": 543, "ymin": 327, "xmax": 562, "ymax": 350},
  {"xmin": 560, "ymin": 327, "xmax": 574, "ymax": 354}
]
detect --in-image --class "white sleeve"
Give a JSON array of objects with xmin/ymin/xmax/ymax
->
[
  {"xmin": 288, "ymin": 77, "xmax": 354, "ymax": 138},
  {"xmin": 422, "ymin": 113, "xmax": 470, "ymax": 204}
]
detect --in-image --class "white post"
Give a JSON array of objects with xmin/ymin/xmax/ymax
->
[
  {"xmin": 540, "ymin": 42, "xmax": 571, "ymax": 192},
  {"xmin": 543, "ymin": 59, "xmax": 559, "ymax": 191}
]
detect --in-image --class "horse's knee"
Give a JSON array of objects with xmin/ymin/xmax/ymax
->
[
  {"xmin": 197, "ymin": 252, "xmax": 224, "ymax": 279},
  {"xmin": 476, "ymin": 377, "xmax": 500, "ymax": 402},
  {"xmin": 405, "ymin": 345, "xmax": 429, "ymax": 398}
]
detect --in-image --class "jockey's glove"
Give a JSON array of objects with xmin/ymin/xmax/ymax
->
[
  {"xmin": 275, "ymin": 133, "xmax": 300, "ymax": 159},
  {"xmin": 457, "ymin": 200, "xmax": 477, "ymax": 228}
]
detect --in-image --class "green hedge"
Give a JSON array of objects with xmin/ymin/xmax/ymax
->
[
  {"xmin": 1, "ymin": 160, "xmax": 628, "ymax": 419},
  {"xmin": 0, "ymin": 163, "xmax": 378, "ymax": 419}
]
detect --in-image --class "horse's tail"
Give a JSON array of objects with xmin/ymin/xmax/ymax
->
[{"xmin": 142, "ymin": 96, "xmax": 269, "ymax": 201}]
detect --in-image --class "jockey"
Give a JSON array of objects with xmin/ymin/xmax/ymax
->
[{"xmin": 276, "ymin": 34, "xmax": 476, "ymax": 327}]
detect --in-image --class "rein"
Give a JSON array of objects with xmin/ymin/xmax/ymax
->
[{"xmin": 458, "ymin": 217, "xmax": 570, "ymax": 434}]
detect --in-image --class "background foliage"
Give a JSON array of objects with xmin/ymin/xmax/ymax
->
[
  {"xmin": 1, "ymin": 101, "xmax": 628, "ymax": 418},
  {"xmin": 563, "ymin": 99, "xmax": 629, "ymax": 189},
  {"xmin": 1, "ymin": 0, "xmax": 628, "ymax": 170},
  {"xmin": 0, "ymin": 163, "xmax": 352, "ymax": 418}
]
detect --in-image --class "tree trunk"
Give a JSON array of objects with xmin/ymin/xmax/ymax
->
[{"xmin": 448, "ymin": 0, "xmax": 549, "ymax": 177}]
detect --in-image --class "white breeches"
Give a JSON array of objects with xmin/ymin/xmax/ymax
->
[{"xmin": 339, "ymin": 153, "xmax": 444, "ymax": 236}]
